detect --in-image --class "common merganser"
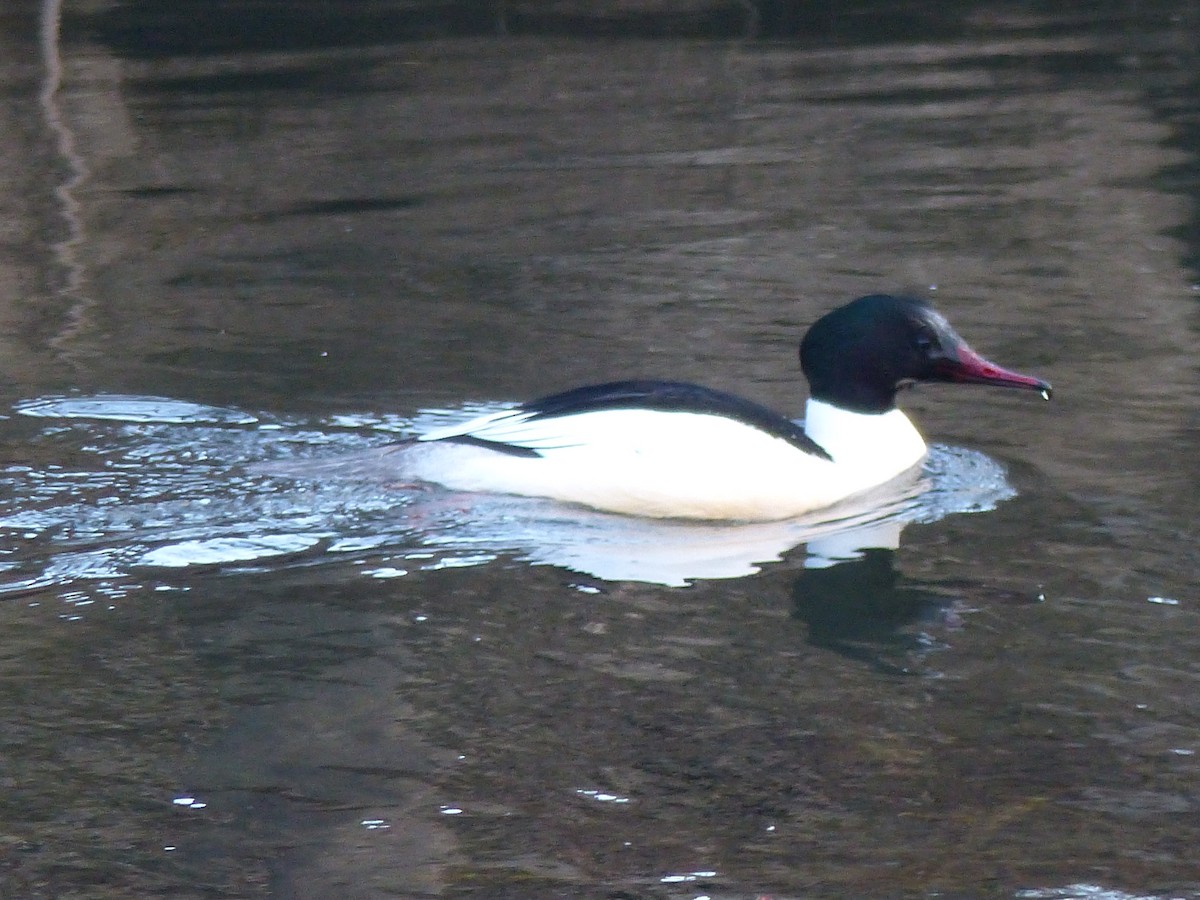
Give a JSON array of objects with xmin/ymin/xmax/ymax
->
[{"xmin": 370, "ymin": 294, "xmax": 1051, "ymax": 521}]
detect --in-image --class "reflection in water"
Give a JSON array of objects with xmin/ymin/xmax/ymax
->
[
  {"xmin": 792, "ymin": 547, "xmax": 956, "ymax": 675},
  {"xmin": 39, "ymin": 0, "xmax": 87, "ymax": 301},
  {"xmin": 0, "ymin": 394, "xmax": 1017, "ymax": 594}
]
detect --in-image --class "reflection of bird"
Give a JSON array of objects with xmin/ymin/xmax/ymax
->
[
  {"xmin": 287, "ymin": 295, "xmax": 1051, "ymax": 521},
  {"xmin": 791, "ymin": 548, "xmax": 956, "ymax": 674}
]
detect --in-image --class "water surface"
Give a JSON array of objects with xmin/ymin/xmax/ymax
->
[{"xmin": 1, "ymin": 2, "xmax": 1199, "ymax": 897}]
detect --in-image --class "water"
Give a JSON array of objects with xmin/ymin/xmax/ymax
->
[
  {"xmin": 0, "ymin": 394, "xmax": 1016, "ymax": 590},
  {"xmin": 2, "ymin": 2, "xmax": 1199, "ymax": 897}
]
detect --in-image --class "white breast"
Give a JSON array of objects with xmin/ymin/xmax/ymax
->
[
  {"xmin": 801, "ymin": 399, "xmax": 928, "ymax": 492},
  {"xmin": 399, "ymin": 400, "xmax": 928, "ymax": 521}
]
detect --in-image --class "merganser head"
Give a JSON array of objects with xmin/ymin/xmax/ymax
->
[{"xmin": 800, "ymin": 294, "xmax": 1052, "ymax": 414}]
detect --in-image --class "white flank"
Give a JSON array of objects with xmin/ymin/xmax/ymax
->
[{"xmin": 396, "ymin": 399, "xmax": 929, "ymax": 521}]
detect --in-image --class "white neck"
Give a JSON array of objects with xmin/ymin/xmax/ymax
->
[{"xmin": 803, "ymin": 397, "xmax": 927, "ymax": 473}]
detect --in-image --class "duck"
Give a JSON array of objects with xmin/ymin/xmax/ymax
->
[{"xmin": 365, "ymin": 294, "xmax": 1051, "ymax": 521}]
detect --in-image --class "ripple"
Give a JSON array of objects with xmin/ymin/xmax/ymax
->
[
  {"xmin": 2, "ymin": 394, "xmax": 1024, "ymax": 596},
  {"xmin": 16, "ymin": 394, "xmax": 258, "ymax": 425},
  {"xmin": 137, "ymin": 534, "xmax": 323, "ymax": 567},
  {"xmin": 1017, "ymin": 885, "xmax": 1181, "ymax": 900}
]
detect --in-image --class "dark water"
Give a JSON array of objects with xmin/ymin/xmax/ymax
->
[{"xmin": 2, "ymin": 1, "xmax": 1200, "ymax": 897}]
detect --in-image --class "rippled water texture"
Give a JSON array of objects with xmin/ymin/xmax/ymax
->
[
  {"xmin": 1, "ymin": 2, "xmax": 1199, "ymax": 898},
  {"xmin": 1, "ymin": 394, "xmax": 1015, "ymax": 591}
]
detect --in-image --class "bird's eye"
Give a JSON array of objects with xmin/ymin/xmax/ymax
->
[{"xmin": 913, "ymin": 330, "xmax": 936, "ymax": 352}]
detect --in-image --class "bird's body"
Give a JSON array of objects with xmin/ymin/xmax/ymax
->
[
  {"xmin": 274, "ymin": 295, "xmax": 1050, "ymax": 521},
  {"xmin": 398, "ymin": 388, "xmax": 927, "ymax": 520}
]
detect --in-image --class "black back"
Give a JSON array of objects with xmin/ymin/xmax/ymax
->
[{"xmin": 515, "ymin": 379, "xmax": 832, "ymax": 459}]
